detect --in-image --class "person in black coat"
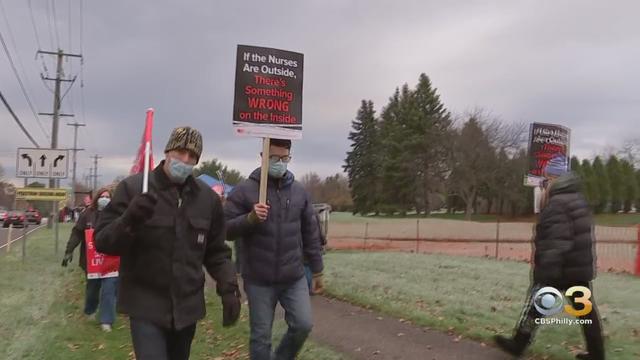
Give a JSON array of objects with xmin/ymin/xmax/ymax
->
[
  {"xmin": 62, "ymin": 187, "xmax": 118, "ymax": 332},
  {"xmin": 95, "ymin": 127, "xmax": 240, "ymax": 360},
  {"xmin": 495, "ymin": 155, "xmax": 605, "ymax": 360}
]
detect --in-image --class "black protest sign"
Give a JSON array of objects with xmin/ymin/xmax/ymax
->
[
  {"xmin": 526, "ymin": 122, "xmax": 571, "ymax": 185},
  {"xmin": 233, "ymin": 45, "xmax": 304, "ymax": 139}
]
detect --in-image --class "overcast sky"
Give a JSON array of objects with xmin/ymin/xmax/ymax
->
[{"xmin": 1, "ymin": 0, "xmax": 639, "ymax": 188}]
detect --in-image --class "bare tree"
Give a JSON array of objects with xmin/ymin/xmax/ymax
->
[
  {"xmin": 619, "ymin": 138, "xmax": 640, "ymax": 168},
  {"xmin": 482, "ymin": 117, "xmax": 528, "ymax": 154},
  {"xmin": 301, "ymin": 172, "xmax": 323, "ymax": 203},
  {"xmin": 448, "ymin": 115, "xmax": 496, "ymax": 219}
]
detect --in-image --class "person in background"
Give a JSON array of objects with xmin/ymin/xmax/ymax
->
[
  {"xmin": 62, "ymin": 187, "xmax": 118, "ymax": 332},
  {"xmin": 494, "ymin": 155, "xmax": 605, "ymax": 360}
]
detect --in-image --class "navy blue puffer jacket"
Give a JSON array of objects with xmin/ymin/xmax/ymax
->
[{"xmin": 224, "ymin": 168, "xmax": 324, "ymax": 285}]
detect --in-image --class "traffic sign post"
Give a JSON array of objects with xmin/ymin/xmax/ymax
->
[
  {"xmin": 17, "ymin": 148, "xmax": 69, "ymax": 179},
  {"xmin": 16, "ymin": 147, "xmax": 69, "ymax": 255},
  {"xmin": 14, "ymin": 187, "xmax": 67, "ymax": 256}
]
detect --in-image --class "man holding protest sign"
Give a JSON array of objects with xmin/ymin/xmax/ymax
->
[
  {"xmin": 95, "ymin": 127, "xmax": 240, "ymax": 360},
  {"xmin": 227, "ymin": 45, "xmax": 324, "ymax": 360},
  {"xmin": 62, "ymin": 187, "xmax": 118, "ymax": 333},
  {"xmin": 224, "ymin": 138, "xmax": 325, "ymax": 360}
]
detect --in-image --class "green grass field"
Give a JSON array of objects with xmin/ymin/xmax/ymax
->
[
  {"xmin": 0, "ymin": 226, "xmax": 345, "ymax": 360},
  {"xmin": 593, "ymin": 213, "xmax": 640, "ymax": 227},
  {"xmin": 324, "ymin": 251, "xmax": 640, "ymax": 360},
  {"xmin": 331, "ymin": 211, "xmax": 640, "ymax": 227},
  {"xmin": 330, "ymin": 211, "xmax": 499, "ymax": 223}
]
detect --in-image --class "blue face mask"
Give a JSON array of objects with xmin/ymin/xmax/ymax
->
[
  {"xmin": 268, "ymin": 159, "xmax": 287, "ymax": 178},
  {"xmin": 97, "ymin": 197, "xmax": 111, "ymax": 211},
  {"xmin": 168, "ymin": 158, "xmax": 194, "ymax": 183}
]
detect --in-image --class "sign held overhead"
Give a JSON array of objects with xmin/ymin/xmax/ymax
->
[{"xmin": 233, "ymin": 45, "xmax": 304, "ymax": 140}]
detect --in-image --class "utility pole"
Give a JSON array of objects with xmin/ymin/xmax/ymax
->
[
  {"xmin": 38, "ymin": 50, "xmax": 82, "ymax": 184},
  {"xmin": 86, "ymin": 168, "xmax": 92, "ymax": 189},
  {"xmin": 66, "ymin": 122, "xmax": 85, "ymax": 206},
  {"xmin": 38, "ymin": 49, "xmax": 82, "ymax": 237},
  {"xmin": 92, "ymin": 155, "xmax": 102, "ymax": 191}
]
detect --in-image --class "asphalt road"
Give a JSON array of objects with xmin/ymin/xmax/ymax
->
[{"xmin": 0, "ymin": 224, "xmax": 45, "ymax": 249}]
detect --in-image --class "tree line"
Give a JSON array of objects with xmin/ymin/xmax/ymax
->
[{"xmin": 344, "ymin": 73, "xmax": 640, "ymax": 218}]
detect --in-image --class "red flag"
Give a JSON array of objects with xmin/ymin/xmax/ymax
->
[{"xmin": 130, "ymin": 108, "xmax": 155, "ymax": 175}]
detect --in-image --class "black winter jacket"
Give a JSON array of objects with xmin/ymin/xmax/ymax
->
[
  {"xmin": 533, "ymin": 173, "xmax": 596, "ymax": 285},
  {"xmin": 95, "ymin": 162, "xmax": 238, "ymax": 329},
  {"xmin": 65, "ymin": 207, "xmax": 100, "ymax": 272}
]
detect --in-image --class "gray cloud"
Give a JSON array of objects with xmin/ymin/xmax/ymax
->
[{"xmin": 1, "ymin": 0, "xmax": 640, "ymax": 187}]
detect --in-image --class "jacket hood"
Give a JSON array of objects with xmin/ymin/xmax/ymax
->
[{"xmin": 549, "ymin": 172, "xmax": 582, "ymax": 196}]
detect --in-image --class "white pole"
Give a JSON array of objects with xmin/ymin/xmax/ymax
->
[
  {"xmin": 142, "ymin": 141, "xmax": 151, "ymax": 193},
  {"xmin": 6, "ymin": 224, "xmax": 12, "ymax": 253}
]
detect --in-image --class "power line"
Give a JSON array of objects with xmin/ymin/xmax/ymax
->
[
  {"xmin": 44, "ymin": 0, "xmax": 55, "ymax": 50},
  {"xmin": 0, "ymin": 25, "xmax": 50, "ymax": 141},
  {"xmin": 27, "ymin": 0, "xmax": 42, "ymax": 50},
  {"xmin": 0, "ymin": 0, "xmax": 50, "ymax": 141},
  {"xmin": 51, "ymin": 0, "xmax": 61, "ymax": 49},
  {"xmin": 79, "ymin": 0, "xmax": 86, "ymax": 125},
  {"xmin": 60, "ymin": 76, "xmax": 77, "ymax": 103},
  {"xmin": 67, "ymin": 0, "xmax": 72, "ymax": 52},
  {"xmin": 0, "ymin": 90, "xmax": 39, "ymax": 147},
  {"xmin": 27, "ymin": 0, "xmax": 51, "ymax": 77}
]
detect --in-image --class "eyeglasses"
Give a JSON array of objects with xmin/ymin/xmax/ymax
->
[{"xmin": 269, "ymin": 155, "xmax": 292, "ymax": 163}]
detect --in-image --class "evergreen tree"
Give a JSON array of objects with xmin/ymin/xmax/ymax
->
[
  {"xmin": 606, "ymin": 155, "xmax": 622, "ymax": 213},
  {"xmin": 636, "ymin": 170, "xmax": 640, "ymax": 210},
  {"xmin": 580, "ymin": 159, "xmax": 597, "ymax": 208},
  {"xmin": 592, "ymin": 156, "xmax": 610, "ymax": 213},
  {"xmin": 620, "ymin": 160, "xmax": 637, "ymax": 213},
  {"xmin": 344, "ymin": 100, "xmax": 380, "ymax": 214},
  {"xmin": 411, "ymin": 74, "xmax": 453, "ymax": 214},
  {"xmin": 379, "ymin": 86, "xmax": 417, "ymax": 215},
  {"xmin": 570, "ymin": 156, "xmax": 582, "ymax": 176},
  {"xmin": 193, "ymin": 159, "xmax": 245, "ymax": 185}
]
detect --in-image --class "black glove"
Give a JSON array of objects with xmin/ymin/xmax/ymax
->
[
  {"xmin": 61, "ymin": 252, "xmax": 73, "ymax": 267},
  {"xmin": 222, "ymin": 291, "xmax": 241, "ymax": 327},
  {"xmin": 122, "ymin": 193, "xmax": 157, "ymax": 227}
]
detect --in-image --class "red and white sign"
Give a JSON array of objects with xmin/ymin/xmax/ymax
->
[{"xmin": 85, "ymin": 229, "xmax": 120, "ymax": 279}]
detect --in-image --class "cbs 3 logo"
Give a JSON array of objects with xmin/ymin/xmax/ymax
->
[{"xmin": 533, "ymin": 286, "xmax": 592, "ymax": 317}]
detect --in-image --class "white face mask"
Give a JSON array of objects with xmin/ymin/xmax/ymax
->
[{"xmin": 97, "ymin": 197, "xmax": 111, "ymax": 210}]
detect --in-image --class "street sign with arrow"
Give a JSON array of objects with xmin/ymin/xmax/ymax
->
[{"xmin": 16, "ymin": 148, "xmax": 69, "ymax": 179}]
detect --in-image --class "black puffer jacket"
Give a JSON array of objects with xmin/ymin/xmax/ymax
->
[
  {"xmin": 64, "ymin": 207, "xmax": 100, "ymax": 272},
  {"xmin": 224, "ymin": 168, "xmax": 324, "ymax": 285},
  {"xmin": 533, "ymin": 173, "xmax": 596, "ymax": 285},
  {"xmin": 95, "ymin": 162, "xmax": 238, "ymax": 330}
]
